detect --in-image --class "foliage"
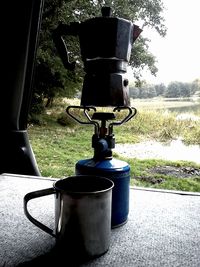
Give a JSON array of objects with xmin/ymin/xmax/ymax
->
[
  {"xmin": 130, "ymin": 79, "xmax": 200, "ymax": 99},
  {"xmin": 30, "ymin": 0, "xmax": 167, "ymax": 116}
]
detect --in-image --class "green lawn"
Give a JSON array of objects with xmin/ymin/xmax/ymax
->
[{"xmin": 28, "ymin": 103, "xmax": 200, "ymax": 193}]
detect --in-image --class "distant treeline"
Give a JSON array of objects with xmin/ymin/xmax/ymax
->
[{"xmin": 130, "ymin": 80, "xmax": 200, "ymax": 98}]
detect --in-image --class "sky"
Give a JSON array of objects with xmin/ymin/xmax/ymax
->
[{"xmin": 137, "ymin": 0, "xmax": 200, "ymax": 85}]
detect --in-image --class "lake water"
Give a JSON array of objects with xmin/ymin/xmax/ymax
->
[
  {"xmin": 114, "ymin": 139, "xmax": 200, "ymax": 164},
  {"xmin": 114, "ymin": 100, "xmax": 200, "ymax": 164},
  {"xmin": 167, "ymin": 103, "xmax": 200, "ymax": 113}
]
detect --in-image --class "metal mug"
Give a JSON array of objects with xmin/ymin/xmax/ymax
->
[{"xmin": 24, "ymin": 175, "xmax": 114, "ymax": 260}]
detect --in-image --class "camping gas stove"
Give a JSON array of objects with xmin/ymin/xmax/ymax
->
[{"xmin": 66, "ymin": 105, "xmax": 137, "ymax": 227}]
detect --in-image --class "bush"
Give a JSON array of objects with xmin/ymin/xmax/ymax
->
[{"xmin": 57, "ymin": 112, "xmax": 76, "ymax": 127}]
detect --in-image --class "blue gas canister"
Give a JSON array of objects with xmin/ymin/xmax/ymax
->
[{"xmin": 76, "ymin": 157, "xmax": 130, "ymax": 228}]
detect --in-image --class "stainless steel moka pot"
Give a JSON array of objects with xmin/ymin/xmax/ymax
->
[{"xmin": 53, "ymin": 6, "xmax": 142, "ymax": 107}]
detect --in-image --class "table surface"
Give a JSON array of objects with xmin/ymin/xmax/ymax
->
[{"xmin": 0, "ymin": 173, "xmax": 200, "ymax": 267}]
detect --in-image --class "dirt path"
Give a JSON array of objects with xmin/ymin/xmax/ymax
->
[
  {"xmin": 114, "ymin": 140, "xmax": 200, "ymax": 164},
  {"xmin": 113, "ymin": 140, "xmax": 200, "ymax": 181}
]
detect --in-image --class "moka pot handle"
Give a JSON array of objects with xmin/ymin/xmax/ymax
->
[
  {"xmin": 24, "ymin": 187, "xmax": 56, "ymax": 237},
  {"xmin": 52, "ymin": 22, "xmax": 80, "ymax": 71}
]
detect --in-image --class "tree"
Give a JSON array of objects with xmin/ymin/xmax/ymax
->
[
  {"xmin": 30, "ymin": 0, "xmax": 167, "ymax": 115},
  {"xmin": 179, "ymin": 82, "xmax": 191, "ymax": 97},
  {"xmin": 129, "ymin": 85, "xmax": 140, "ymax": 98},
  {"xmin": 165, "ymin": 81, "xmax": 197, "ymax": 98},
  {"xmin": 191, "ymin": 79, "xmax": 200, "ymax": 95},
  {"xmin": 136, "ymin": 82, "xmax": 157, "ymax": 99},
  {"xmin": 155, "ymin": 83, "xmax": 166, "ymax": 96},
  {"xmin": 165, "ymin": 82, "xmax": 181, "ymax": 98}
]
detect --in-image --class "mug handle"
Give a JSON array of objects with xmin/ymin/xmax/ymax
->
[{"xmin": 24, "ymin": 188, "xmax": 56, "ymax": 237}]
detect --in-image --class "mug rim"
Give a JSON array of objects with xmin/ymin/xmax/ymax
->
[{"xmin": 53, "ymin": 175, "xmax": 114, "ymax": 194}]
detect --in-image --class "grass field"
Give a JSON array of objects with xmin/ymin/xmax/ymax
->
[{"xmin": 28, "ymin": 97, "xmax": 200, "ymax": 192}]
